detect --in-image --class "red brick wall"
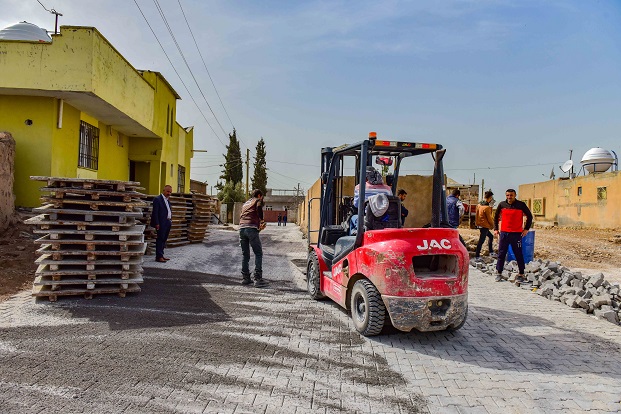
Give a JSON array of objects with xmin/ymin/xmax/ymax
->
[{"xmin": 263, "ymin": 210, "xmax": 288, "ymax": 223}]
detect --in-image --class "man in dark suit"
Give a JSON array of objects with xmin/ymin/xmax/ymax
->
[{"xmin": 151, "ymin": 185, "xmax": 173, "ymax": 263}]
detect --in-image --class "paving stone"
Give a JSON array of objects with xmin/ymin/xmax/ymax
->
[{"xmin": 2, "ymin": 225, "xmax": 621, "ymax": 413}]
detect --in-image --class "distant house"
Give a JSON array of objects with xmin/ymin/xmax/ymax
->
[
  {"xmin": 0, "ymin": 23, "xmax": 194, "ymax": 206},
  {"xmin": 519, "ymin": 170, "xmax": 621, "ymax": 228},
  {"xmin": 261, "ymin": 188, "xmax": 303, "ymax": 223}
]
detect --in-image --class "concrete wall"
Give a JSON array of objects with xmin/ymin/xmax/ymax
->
[
  {"xmin": 519, "ymin": 171, "xmax": 621, "ymax": 228},
  {"xmin": 299, "ymin": 174, "xmax": 434, "ymax": 244},
  {"xmin": 0, "ymin": 132, "xmax": 15, "ymax": 230}
]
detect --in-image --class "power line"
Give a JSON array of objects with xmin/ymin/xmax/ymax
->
[
  {"xmin": 400, "ymin": 161, "xmax": 564, "ymax": 173},
  {"xmin": 266, "ymin": 159, "xmax": 319, "ymax": 168},
  {"xmin": 152, "ymin": 0, "xmax": 230, "ymax": 139},
  {"xmin": 177, "ymin": 0, "xmax": 235, "ymax": 130},
  {"xmin": 266, "ymin": 167, "xmax": 313, "ymax": 186},
  {"xmin": 133, "ymin": 0, "xmax": 227, "ymax": 148}
]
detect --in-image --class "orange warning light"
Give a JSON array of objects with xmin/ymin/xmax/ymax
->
[{"xmin": 368, "ymin": 131, "xmax": 377, "ymax": 139}]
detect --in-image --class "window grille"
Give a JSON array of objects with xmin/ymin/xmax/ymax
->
[
  {"xmin": 597, "ymin": 187, "xmax": 607, "ymax": 200},
  {"xmin": 78, "ymin": 120, "xmax": 99, "ymax": 170},
  {"xmin": 532, "ymin": 198, "xmax": 545, "ymax": 216},
  {"xmin": 177, "ymin": 166, "xmax": 186, "ymax": 193}
]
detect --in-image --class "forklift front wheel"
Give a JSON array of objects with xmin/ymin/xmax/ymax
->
[
  {"xmin": 307, "ymin": 251, "xmax": 325, "ymax": 300},
  {"xmin": 350, "ymin": 279, "xmax": 386, "ymax": 336}
]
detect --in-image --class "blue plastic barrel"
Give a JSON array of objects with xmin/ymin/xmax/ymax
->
[{"xmin": 506, "ymin": 230, "xmax": 535, "ymax": 264}]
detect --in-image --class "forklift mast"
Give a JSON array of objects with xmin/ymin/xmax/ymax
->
[{"xmin": 317, "ymin": 134, "xmax": 448, "ymax": 249}]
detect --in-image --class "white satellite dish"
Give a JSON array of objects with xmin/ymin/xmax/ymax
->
[{"xmin": 560, "ymin": 159, "xmax": 573, "ymax": 173}]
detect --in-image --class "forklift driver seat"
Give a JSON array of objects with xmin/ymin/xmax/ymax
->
[{"xmin": 364, "ymin": 195, "xmax": 401, "ymax": 230}]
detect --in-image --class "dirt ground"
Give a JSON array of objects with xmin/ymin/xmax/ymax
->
[
  {"xmin": 461, "ymin": 224, "xmax": 621, "ymax": 283},
  {"xmin": 0, "ymin": 210, "xmax": 38, "ymax": 302},
  {"xmin": 1, "ymin": 213, "xmax": 621, "ymax": 302}
]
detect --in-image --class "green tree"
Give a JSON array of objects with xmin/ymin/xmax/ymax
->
[
  {"xmin": 251, "ymin": 138, "xmax": 267, "ymax": 195},
  {"xmin": 220, "ymin": 129, "xmax": 243, "ymax": 186},
  {"xmin": 217, "ymin": 181, "xmax": 246, "ymax": 203}
]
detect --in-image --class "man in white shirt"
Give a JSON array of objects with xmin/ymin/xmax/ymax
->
[{"xmin": 151, "ymin": 185, "xmax": 173, "ymax": 262}]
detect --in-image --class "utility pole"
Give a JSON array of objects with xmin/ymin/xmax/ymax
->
[
  {"xmin": 37, "ymin": 0, "xmax": 63, "ymax": 34},
  {"xmin": 245, "ymin": 148, "xmax": 250, "ymax": 198}
]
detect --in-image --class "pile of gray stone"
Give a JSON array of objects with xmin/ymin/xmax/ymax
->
[{"xmin": 471, "ymin": 257, "xmax": 621, "ymax": 325}]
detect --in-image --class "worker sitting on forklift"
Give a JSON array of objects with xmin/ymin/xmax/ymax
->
[
  {"xmin": 350, "ymin": 167, "xmax": 393, "ymax": 234},
  {"xmin": 353, "ymin": 167, "xmax": 392, "ymax": 208}
]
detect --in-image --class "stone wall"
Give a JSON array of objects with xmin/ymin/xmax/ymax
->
[{"xmin": 0, "ymin": 132, "xmax": 16, "ymax": 230}]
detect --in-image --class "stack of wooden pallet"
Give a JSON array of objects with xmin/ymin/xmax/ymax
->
[
  {"xmin": 26, "ymin": 177, "xmax": 147, "ymax": 301},
  {"xmin": 140, "ymin": 196, "xmax": 156, "ymax": 255},
  {"xmin": 166, "ymin": 194, "xmax": 192, "ymax": 247},
  {"xmin": 188, "ymin": 194, "xmax": 217, "ymax": 243},
  {"xmin": 139, "ymin": 193, "xmax": 217, "ymax": 247}
]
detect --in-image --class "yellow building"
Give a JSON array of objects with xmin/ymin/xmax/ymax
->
[
  {"xmin": 519, "ymin": 170, "xmax": 621, "ymax": 228},
  {"xmin": 0, "ymin": 23, "xmax": 193, "ymax": 206}
]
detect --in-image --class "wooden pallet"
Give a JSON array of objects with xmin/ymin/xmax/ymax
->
[
  {"xmin": 34, "ymin": 234, "xmax": 145, "ymax": 249},
  {"xmin": 40, "ymin": 197, "xmax": 147, "ymax": 211},
  {"xmin": 39, "ymin": 187, "xmax": 146, "ymax": 201},
  {"xmin": 35, "ymin": 273, "xmax": 143, "ymax": 285},
  {"xmin": 35, "ymin": 234, "xmax": 144, "ymax": 244},
  {"xmin": 36, "ymin": 254, "xmax": 143, "ymax": 268},
  {"xmin": 25, "ymin": 214, "xmax": 137, "ymax": 230},
  {"xmin": 32, "ymin": 225, "xmax": 145, "ymax": 240},
  {"xmin": 36, "ymin": 244, "xmax": 146, "ymax": 261},
  {"xmin": 31, "ymin": 176, "xmax": 143, "ymax": 192},
  {"xmin": 36, "ymin": 263, "xmax": 143, "ymax": 277},
  {"xmin": 33, "ymin": 205, "xmax": 143, "ymax": 223},
  {"xmin": 32, "ymin": 283, "xmax": 142, "ymax": 301}
]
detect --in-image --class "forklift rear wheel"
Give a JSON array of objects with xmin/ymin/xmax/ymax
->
[
  {"xmin": 350, "ymin": 279, "xmax": 385, "ymax": 336},
  {"xmin": 307, "ymin": 251, "xmax": 325, "ymax": 300},
  {"xmin": 446, "ymin": 304, "xmax": 468, "ymax": 332}
]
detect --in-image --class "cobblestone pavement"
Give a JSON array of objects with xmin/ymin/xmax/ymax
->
[{"xmin": 1, "ymin": 224, "xmax": 621, "ymax": 413}]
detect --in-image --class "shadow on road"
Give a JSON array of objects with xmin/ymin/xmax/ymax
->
[
  {"xmin": 41, "ymin": 269, "xmax": 237, "ymax": 331},
  {"xmin": 373, "ymin": 305, "xmax": 621, "ymax": 378}
]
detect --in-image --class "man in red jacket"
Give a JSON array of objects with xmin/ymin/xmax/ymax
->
[{"xmin": 494, "ymin": 189, "xmax": 533, "ymax": 284}]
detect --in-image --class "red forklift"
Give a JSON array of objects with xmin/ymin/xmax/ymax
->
[{"xmin": 307, "ymin": 132, "xmax": 468, "ymax": 336}]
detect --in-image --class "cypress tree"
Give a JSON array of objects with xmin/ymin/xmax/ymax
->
[
  {"xmin": 251, "ymin": 138, "xmax": 268, "ymax": 195},
  {"xmin": 220, "ymin": 129, "xmax": 243, "ymax": 186}
]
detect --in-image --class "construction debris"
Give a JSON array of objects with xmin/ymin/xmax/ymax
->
[
  {"xmin": 26, "ymin": 177, "xmax": 147, "ymax": 301},
  {"xmin": 471, "ymin": 257, "xmax": 621, "ymax": 325}
]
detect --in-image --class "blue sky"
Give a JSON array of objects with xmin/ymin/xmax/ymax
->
[{"xmin": 2, "ymin": 0, "xmax": 620, "ymax": 196}]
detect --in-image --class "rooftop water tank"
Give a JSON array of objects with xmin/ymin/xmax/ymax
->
[
  {"xmin": 0, "ymin": 22, "xmax": 52, "ymax": 43},
  {"xmin": 580, "ymin": 147, "xmax": 615, "ymax": 173}
]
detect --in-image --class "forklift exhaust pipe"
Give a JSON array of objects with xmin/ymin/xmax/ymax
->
[{"xmin": 431, "ymin": 149, "xmax": 446, "ymax": 228}]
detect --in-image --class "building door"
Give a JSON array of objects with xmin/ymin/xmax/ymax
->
[{"xmin": 129, "ymin": 161, "xmax": 136, "ymax": 182}]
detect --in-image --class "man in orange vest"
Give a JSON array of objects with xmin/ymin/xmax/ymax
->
[{"xmin": 475, "ymin": 190, "xmax": 495, "ymax": 260}]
